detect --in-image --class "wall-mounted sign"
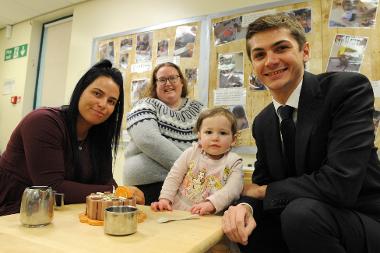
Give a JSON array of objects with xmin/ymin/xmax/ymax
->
[{"xmin": 4, "ymin": 44, "xmax": 28, "ymax": 61}]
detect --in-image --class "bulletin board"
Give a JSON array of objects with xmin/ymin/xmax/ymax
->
[
  {"xmin": 92, "ymin": 16, "xmax": 208, "ymax": 116},
  {"xmin": 208, "ymin": 0, "xmax": 380, "ymax": 150},
  {"xmin": 318, "ymin": 0, "xmax": 380, "ymax": 147},
  {"xmin": 92, "ymin": 0, "xmax": 380, "ymax": 152},
  {"xmin": 208, "ymin": 0, "xmax": 322, "ymax": 148}
]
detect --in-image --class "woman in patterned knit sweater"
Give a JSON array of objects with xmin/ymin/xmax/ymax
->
[{"xmin": 123, "ymin": 62, "xmax": 204, "ymax": 204}]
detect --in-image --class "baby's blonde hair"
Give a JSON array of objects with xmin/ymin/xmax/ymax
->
[{"xmin": 194, "ymin": 107, "xmax": 237, "ymax": 135}]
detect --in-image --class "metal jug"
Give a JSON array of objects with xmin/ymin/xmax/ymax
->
[{"xmin": 19, "ymin": 186, "xmax": 54, "ymax": 227}]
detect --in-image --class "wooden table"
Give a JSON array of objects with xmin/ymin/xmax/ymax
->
[{"xmin": 0, "ymin": 204, "xmax": 224, "ymax": 253}]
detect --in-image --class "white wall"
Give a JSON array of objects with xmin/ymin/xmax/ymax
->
[
  {"xmin": 0, "ymin": 6, "xmax": 74, "ymax": 152},
  {"xmin": 65, "ymin": 0, "xmax": 280, "ymax": 102},
  {"xmin": 0, "ymin": 0, "xmax": 284, "ymax": 179},
  {"xmin": 0, "ymin": 20, "xmax": 42, "ymax": 151}
]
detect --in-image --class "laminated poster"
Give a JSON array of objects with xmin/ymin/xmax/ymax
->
[{"xmin": 326, "ymin": 34, "xmax": 368, "ymax": 73}]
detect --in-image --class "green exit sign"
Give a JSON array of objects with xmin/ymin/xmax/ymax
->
[{"xmin": 4, "ymin": 44, "xmax": 28, "ymax": 61}]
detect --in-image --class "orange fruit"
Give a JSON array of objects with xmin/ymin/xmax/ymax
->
[{"xmin": 115, "ymin": 186, "xmax": 133, "ymax": 198}]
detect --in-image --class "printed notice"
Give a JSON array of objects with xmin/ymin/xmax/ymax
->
[
  {"xmin": 131, "ymin": 62, "xmax": 152, "ymax": 73},
  {"xmin": 214, "ymin": 87, "xmax": 246, "ymax": 106},
  {"xmin": 156, "ymin": 56, "xmax": 180, "ymax": 66},
  {"xmin": 372, "ymin": 80, "xmax": 380, "ymax": 98},
  {"xmin": 3, "ymin": 79, "xmax": 15, "ymax": 95},
  {"xmin": 242, "ymin": 10, "xmax": 275, "ymax": 27}
]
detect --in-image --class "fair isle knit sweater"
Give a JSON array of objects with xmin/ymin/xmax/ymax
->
[{"xmin": 123, "ymin": 97, "xmax": 204, "ymax": 185}]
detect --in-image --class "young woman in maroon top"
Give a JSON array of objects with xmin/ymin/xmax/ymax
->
[{"xmin": 0, "ymin": 60, "xmax": 144, "ymax": 215}]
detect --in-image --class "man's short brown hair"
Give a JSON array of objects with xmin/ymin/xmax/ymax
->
[{"xmin": 245, "ymin": 13, "xmax": 306, "ymax": 61}]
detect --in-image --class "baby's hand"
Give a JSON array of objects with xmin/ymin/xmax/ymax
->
[
  {"xmin": 190, "ymin": 201, "xmax": 215, "ymax": 215},
  {"xmin": 151, "ymin": 198, "xmax": 172, "ymax": 212}
]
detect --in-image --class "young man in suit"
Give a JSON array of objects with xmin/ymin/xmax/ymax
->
[{"xmin": 222, "ymin": 13, "xmax": 380, "ymax": 253}]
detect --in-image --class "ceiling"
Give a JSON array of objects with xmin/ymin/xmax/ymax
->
[{"xmin": 0, "ymin": 0, "xmax": 89, "ymax": 30}]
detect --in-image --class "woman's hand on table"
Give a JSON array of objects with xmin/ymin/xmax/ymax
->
[
  {"xmin": 151, "ymin": 199, "xmax": 172, "ymax": 211},
  {"xmin": 129, "ymin": 186, "xmax": 145, "ymax": 205}
]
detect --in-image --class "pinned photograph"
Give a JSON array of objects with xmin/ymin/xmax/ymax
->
[
  {"xmin": 131, "ymin": 79, "xmax": 148, "ymax": 105},
  {"xmin": 213, "ymin": 16, "xmax": 246, "ymax": 46},
  {"xmin": 98, "ymin": 42, "xmax": 107, "ymax": 61},
  {"xmin": 288, "ymin": 8, "xmax": 312, "ymax": 33},
  {"xmin": 249, "ymin": 73, "xmax": 266, "ymax": 91},
  {"xmin": 98, "ymin": 40, "xmax": 115, "ymax": 64},
  {"xmin": 119, "ymin": 52, "xmax": 129, "ymax": 70},
  {"xmin": 174, "ymin": 26, "xmax": 197, "ymax": 57},
  {"xmin": 326, "ymin": 34, "xmax": 368, "ymax": 72},
  {"xmin": 136, "ymin": 32, "xmax": 153, "ymax": 63},
  {"xmin": 157, "ymin": 39, "xmax": 169, "ymax": 58},
  {"xmin": 185, "ymin": 68, "xmax": 198, "ymax": 85},
  {"xmin": 217, "ymin": 52, "xmax": 244, "ymax": 88},
  {"xmin": 230, "ymin": 105, "xmax": 249, "ymax": 131},
  {"xmin": 120, "ymin": 38, "xmax": 133, "ymax": 52},
  {"xmin": 329, "ymin": 0, "xmax": 378, "ymax": 28}
]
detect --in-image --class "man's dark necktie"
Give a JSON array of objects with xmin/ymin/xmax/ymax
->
[{"xmin": 278, "ymin": 105, "xmax": 296, "ymax": 176}]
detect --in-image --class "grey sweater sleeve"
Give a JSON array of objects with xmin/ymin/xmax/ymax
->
[{"xmin": 128, "ymin": 119, "xmax": 183, "ymax": 170}]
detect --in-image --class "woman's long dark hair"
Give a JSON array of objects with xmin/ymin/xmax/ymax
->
[{"xmin": 63, "ymin": 59, "xmax": 124, "ymax": 183}]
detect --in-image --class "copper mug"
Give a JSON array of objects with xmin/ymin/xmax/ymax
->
[{"xmin": 20, "ymin": 186, "xmax": 54, "ymax": 227}]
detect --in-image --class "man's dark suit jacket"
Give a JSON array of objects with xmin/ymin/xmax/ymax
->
[{"xmin": 242, "ymin": 71, "xmax": 380, "ymax": 252}]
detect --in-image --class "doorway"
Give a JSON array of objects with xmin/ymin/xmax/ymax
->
[{"xmin": 34, "ymin": 16, "xmax": 72, "ymax": 108}]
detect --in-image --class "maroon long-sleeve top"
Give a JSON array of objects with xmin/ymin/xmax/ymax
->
[{"xmin": 0, "ymin": 107, "xmax": 116, "ymax": 215}]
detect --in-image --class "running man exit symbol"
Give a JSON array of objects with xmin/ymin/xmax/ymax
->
[
  {"xmin": 4, "ymin": 44, "xmax": 28, "ymax": 61},
  {"xmin": 19, "ymin": 44, "xmax": 27, "ymax": 57}
]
